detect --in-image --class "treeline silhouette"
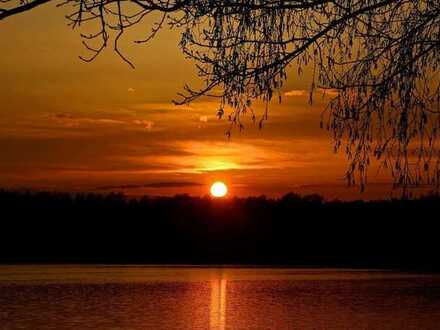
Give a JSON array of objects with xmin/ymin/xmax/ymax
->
[{"xmin": 1, "ymin": 189, "xmax": 439, "ymax": 270}]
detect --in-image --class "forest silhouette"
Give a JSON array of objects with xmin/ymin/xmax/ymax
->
[{"xmin": 1, "ymin": 189, "xmax": 439, "ymax": 270}]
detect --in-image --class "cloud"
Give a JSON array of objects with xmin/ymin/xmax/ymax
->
[
  {"xmin": 284, "ymin": 88, "xmax": 339, "ymax": 97},
  {"xmin": 133, "ymin": 119, "xmax": 154, "ymax": 130},
  {"xmin": 317, "ymin": 88, "xmax": 339, "ymax": 96},
  {"xmin": 132, "ymin": 103, "xmax": 193, "ymax": 112},
  {"xmin": 145, "ymin": 182, "xmax": 204, "ymax": 188},
  {"xmin": 152, "ymin": 139, "xmax": 325, "ymax": 174},
  {"xmin": 284, "ymin": 90, "xmax": 307, "ymax": 97},
  {"xmin": 127, "ymin": 87, "xmax": 135, "ymax": 92},
  {"xmin": 131, "ymin": 100, "xmax": 224, "ymax": 114},
  {"xmin": 52, "ymin": 113, "xmax": 126, "ymax": 127},
  {"xmin": 0, "ymin": 94, "xmax": 351, "ymax": 198},
  {"xmin": 97, "ymin": 181, "xmax": 204, "ymax": 190}
]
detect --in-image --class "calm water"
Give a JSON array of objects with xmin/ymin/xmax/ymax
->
[{"xmin": 1, "ymin": 266, "xmax": 440, "ymax": 329}]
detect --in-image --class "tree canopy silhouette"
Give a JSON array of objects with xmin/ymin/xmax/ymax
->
[
  {"xmin": 1, "ymin": 189, "xmax": 439, "ymax": 268},
  {"xmin": 1, "ymin": 0, "xmax": 440, "ymax": 190}
]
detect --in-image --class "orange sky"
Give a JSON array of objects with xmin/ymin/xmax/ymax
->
[{"xmin": 0, "ymin": 4, "xmax": 401, "ymax": 200}]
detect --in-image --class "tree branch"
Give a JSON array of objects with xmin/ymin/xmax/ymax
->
[{"xmin": 0, "ymin": 0, "xmax": 52, "ymax": 20}]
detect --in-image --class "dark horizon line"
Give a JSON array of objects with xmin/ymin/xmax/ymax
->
[
  {"xmin": 1, "ymin": 187, "xmax": 439, "ymax": 202},
  {"xmin": 0, "ymin": 263, "xmax": 435, "ymax": 272}
]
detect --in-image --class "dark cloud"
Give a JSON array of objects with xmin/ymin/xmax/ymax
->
[
  {"xmin": 144, "ymin": 182, "xmax": 204, "ymax": 188},
  {"xmin": 97, "ymin": 181, "xmax": 204, "ymax": 190}
]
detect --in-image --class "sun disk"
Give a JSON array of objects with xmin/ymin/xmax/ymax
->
[{"xmin": 210, "ymin": 181, "xmax": 228, "ymax": 197}]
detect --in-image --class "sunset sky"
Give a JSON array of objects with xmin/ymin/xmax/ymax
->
[{"xmin": 0, "ymin": 4, "xmax": 397, "ymax": 200}]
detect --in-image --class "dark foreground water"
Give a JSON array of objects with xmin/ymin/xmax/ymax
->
[{"xmin": 1, "ymin": 266, "xmax": 440, "ymax": 329}]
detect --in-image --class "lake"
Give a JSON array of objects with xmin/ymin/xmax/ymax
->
[{"xmin": 1, "ymin": 266, "xmax": 440, "ymax": 329}]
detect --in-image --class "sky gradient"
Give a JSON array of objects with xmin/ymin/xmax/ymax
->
[{"xmin": 0, "ymin": 4, "xmax": 400, "ymax": 199}]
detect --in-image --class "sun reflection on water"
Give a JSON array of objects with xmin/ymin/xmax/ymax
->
[{"xmin": 210, "ymin": 277, "xmax": 227, "ymax": 330}]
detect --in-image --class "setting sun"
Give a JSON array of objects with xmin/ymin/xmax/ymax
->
[{"xmin": 210, "ymin": 181, "xmax": 228, "ymax": 198}]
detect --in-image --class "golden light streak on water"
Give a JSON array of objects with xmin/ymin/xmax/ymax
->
[{"xmin": 210, "ymin": 277, "xmax": 227, "ymax": 330}]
